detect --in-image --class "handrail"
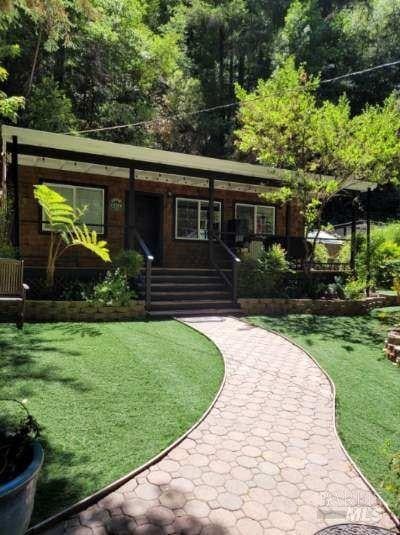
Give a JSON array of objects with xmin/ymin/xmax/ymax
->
[
  {"xmin": 133, "ymin": 229, "xmax": 153, "ymax": 310},
  {"xmin": 212, "ymin": 235, "xmax": 241, "ymax": 303}
]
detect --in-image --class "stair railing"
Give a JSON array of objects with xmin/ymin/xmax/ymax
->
[
  {"xmin": 134, "ymin": 229, "xmax": 154, "ymax": 310},
  {"xmin": 211, "ymin": 235, "xmax": 241, "ymax": 303}
]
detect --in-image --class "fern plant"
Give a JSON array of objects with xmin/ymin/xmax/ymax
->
[{"xmin": 34, "ymin": 184, "xmax": 111, "ymax": 287}]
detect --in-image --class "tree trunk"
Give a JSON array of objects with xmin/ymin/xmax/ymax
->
[{"xmin": 26, "ymin": 25, "xmax": 43, "ymax": 97}]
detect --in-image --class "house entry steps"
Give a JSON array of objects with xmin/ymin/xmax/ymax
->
[
  {"xmin": 38, "ymin": 316, "xmax": 396, "ymax": 535},
  {"xmin": 148, "ymin": 268, "xmax": 242, "ymax": 317}
]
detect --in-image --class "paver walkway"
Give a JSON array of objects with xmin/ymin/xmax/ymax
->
[{"xmin": 43, "ymin": 316, "xmax": 396, "ymax": 535}]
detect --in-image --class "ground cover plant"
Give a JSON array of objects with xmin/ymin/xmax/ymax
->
[
  {"xmin": 248, "ymin": 312, "xmax": 400, "ymax": 515},
  {"xmin": 0, "ymin": 320, "xmax": 223, "ymax": 524}
]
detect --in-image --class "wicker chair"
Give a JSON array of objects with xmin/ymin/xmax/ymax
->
[{"xmin": 0, "ymin": 259, "xmax": 29, "ymax": 328}]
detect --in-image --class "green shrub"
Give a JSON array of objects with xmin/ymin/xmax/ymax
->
[
  {"xmin": 343, "ymin": 278, "xmax": 365, "ymax": 300},
  {"xmin": 370, "ymin": 306, "xmax": 400, "ymax": 325},
  {"xmin": 114, "ymin": 249, "xmax": 144, "ymax": 278},
  {"xmin": 0, "ymin": 243, "xmax": 19, "ymax": 259},
  {"xmin": 238, "ymin": 244, "xmax": 292, "ymax": 298},
  {"xmin": 354, "ymin": 222, "xmax": 400, "ymax": 288},
  {"xmin": 313, "ymin": 243, "xmax": 329, "ymax": 263},
  {"xmin": 90, "ymin": 269, "xmax": 136, "ymax": 306}
]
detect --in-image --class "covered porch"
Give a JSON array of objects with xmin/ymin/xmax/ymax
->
[{"xmin": 2, "ymin": 126, "xmax": 371, "ymax": 313}]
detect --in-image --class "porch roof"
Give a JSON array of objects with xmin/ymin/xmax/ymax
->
[{"xmin": 2, "ymin": 125, "xmax": 371, "ymax": 192}]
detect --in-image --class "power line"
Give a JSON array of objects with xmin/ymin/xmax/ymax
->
[
  {"xmin": 320, "ymin": 58, "xmax": 400, "ymax": 84},
  {"xmin": 68, "ymin": 58, "xmax": 400, "ymax": 136}
]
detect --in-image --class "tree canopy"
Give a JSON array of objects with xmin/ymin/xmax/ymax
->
[
  {"xmin": 234, "ymin": 58, "xmax": 400, "ymax": 260},
  {"xmin": 2, "ymin": 0, "xmax": 400, "ymax": 159}
]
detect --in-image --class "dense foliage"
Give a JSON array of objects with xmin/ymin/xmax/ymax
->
[
  {"xmin": 0, "ymin": 399, "xmax": 40, "ymax": 485},
  {"xmin": 89, "ymin": 268, "xmax": 136, "ymax": 306},
  {"xmin": 235, "ymin": 58, "xmax": 400, "ymax": 267},
  {"xmin": 238, "ymin": 243, "xmax": 292, "ymax": 298},
  {"xmin": 339, "ymin": 221, "xmax": 400, "ymax": 289},
  {"xmin": 1, "ymin": 0, "xmax": 400, "ymax": 161}
]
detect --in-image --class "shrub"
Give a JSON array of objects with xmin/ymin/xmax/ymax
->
[
  {"xmin": 313, "ymin": 243, "xmax": 329, "ymax": 263},
  {"xmin": 238, "ymin": 244, "xmax": 292, "ymax": 298},
  {"xmin": 0, "ymin": 243, "xmax": 19, "ymax": 258},
  {"xmin": 343, "ymin": 278, "xmax": 365, "ymax": 300},
  {"xmin": 0, "ymin": 399, "xmax": 40, "ymax": 485},
  {"xmin": 326, "ymin": 276, "xmax": 346, "ymax": 299},
  {"xmin": 114, "ymin": 249, "xmax": 144, "ymax": 278},
  {"xmin": 89, "ymin": 269, "xmax": 136, "ymax": 307},
  {"xmin": 60, "ymin": 279, "xmax": 95, "ymax": 301}
]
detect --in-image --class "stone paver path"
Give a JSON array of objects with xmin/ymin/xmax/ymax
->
[{"xmin": 43, "ymin": 316, "xmax": 396, "ymax": 535}]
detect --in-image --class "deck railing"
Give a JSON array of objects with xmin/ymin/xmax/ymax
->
[
  {"xmin": 211, "ymin": 236, "xmax": 241, "ymax": 303},
  {"xmin": 134, "ymin": 229, "xmax": 154, "ymax": 309}
]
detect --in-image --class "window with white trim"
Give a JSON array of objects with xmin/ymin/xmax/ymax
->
[
  {"xmin": 235, "ymin": 203, "xmax": 275, "ymax": 235},
  {"xmin": 175, "ymin": 198, "xmax": 221, "ymax": 240},
  {"xmin": 42, "ymin": 183, "xmax": 105, "ymax": 234}
]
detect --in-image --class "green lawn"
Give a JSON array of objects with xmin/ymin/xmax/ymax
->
[
  {"xmin": 0, "ymin": 320, "xmax": 223, "ymax": 524},
  {"xmin": 248, "ymin": 312, "xmax": 400, "ymax": 515}
]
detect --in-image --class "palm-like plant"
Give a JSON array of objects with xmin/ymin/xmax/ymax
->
[{"xmin": 34, "ymin": 184, "xmax": 111, "ymax": 287}]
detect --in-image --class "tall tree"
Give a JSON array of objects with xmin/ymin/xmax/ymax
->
[{"xmin": 235, "ymin": 58, "xmax": 400, "ymax": 265}]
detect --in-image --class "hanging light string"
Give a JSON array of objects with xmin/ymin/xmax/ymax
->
[{"xmin": 67, "ymin": 58, "xmax": 400, "ymax": 136}]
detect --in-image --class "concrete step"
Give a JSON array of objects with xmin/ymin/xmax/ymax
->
[
  {"xmin": 151, "ymin": 291, "xmax": 231, "ymax": 301},
  {"xmin": 149, "ymin": 308, "xmax": 244, "ymax": 318},
  {"xmin": 151, "ymin": 282, "xmax": 226, "ymax": 291},
  {"xmin": 151, "ymin": 268, "xmax": 220, "ymax": 276},
  {"xmin": 150, "ymin": 299, "xmax": 238, "ymax": 311},
  {"xmin": 151, "ymin": 275, "xmax": 222, "ymax": 284}
]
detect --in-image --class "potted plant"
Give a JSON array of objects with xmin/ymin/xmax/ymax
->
[{"xmin": 0, "ymin": 399, "xmax": 43, "ymax": 535}]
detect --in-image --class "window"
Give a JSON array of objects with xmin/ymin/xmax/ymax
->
[
  {"xmin": 175, "ymin": 198, "xmax": 221, "ymax": 240},
  {"xmin": 42, "ymin": 183, "xmax": 105, "ymax": 234},
  {"xmin": 235, "ymin": 203, "xmax": 275, "ymax": 235}
]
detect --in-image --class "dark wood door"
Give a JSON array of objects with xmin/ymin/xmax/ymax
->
[{"xmin": 135, "ymin": 194, "xmax": 162, "ymax": 265}]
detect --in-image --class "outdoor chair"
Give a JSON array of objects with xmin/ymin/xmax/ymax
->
[{"xmin": 0, "ymin": 259, "xmax": 29, "ymax": 329}]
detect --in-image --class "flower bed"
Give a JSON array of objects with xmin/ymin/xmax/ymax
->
[
  {"xmin": 0, "ymin": 300, "xmax": 145, "ymax": 322},
  {"xmin": 239, "ymin": 295, "xmax": 398, "ymax": 316}
]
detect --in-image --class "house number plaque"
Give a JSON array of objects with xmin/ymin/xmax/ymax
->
[{"xmin": 110, "ymin": 198, "xmax": 123, "ymax": 211}]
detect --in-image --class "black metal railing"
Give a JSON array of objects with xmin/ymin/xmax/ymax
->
[
  {"xmin": 211, "ymin": 235, "xmax": 241, "ymax": 303},
  {"xmin": 134, "ymin": 229, "xmax": 154, "ymax": 310}
]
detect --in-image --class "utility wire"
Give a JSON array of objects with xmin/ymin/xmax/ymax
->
[{"xmin": 68, "ymin": 58, "xmax": 400, "ymax": 135}]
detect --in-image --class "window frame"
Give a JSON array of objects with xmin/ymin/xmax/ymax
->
[
  {"xmin": 234, "ymin": 202, "xmax": 276, "ymax": 235},
  {"xmin": 40, "ymin": 181, "xmax": 106, "ymax": 235},
  {"xmin": 175, "ymin": 197, "xmax": 222, "ymax": 241}
]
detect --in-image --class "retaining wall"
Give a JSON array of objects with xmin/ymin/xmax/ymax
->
[
  {"xmin": 239, "ymin": 295, "xmax": 398, "ymax": 316},
  {"xmin": 0, "ymin": 300, "xmax": 145, "ymax": 322}
]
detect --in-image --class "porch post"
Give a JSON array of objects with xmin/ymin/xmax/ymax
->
[
  {"xmin": 208, "ymin": 177, "xmax": 215, "ymax": 265},
  {"xmin": 366, "ymin": 187, "xmax": 371, "ymax": 296},
  {"xmin": 127, "ymin": 167, "xmax": 135, "ymax": 249},
  {"xmin": 285, "ymin": 202, "xmax": 291, "ymax": 257},
  {"xmin": 350, "ymin": 195, "xmax": 357, "ymax": 272},
  {"xmin": 10, "ymin": 135, "xmax": 19, "ymax": 248}
]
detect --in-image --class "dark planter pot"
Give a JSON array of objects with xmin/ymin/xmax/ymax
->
[{"xmin": 0, "ymin": 441, "xmax": 44, "ymax": 535}]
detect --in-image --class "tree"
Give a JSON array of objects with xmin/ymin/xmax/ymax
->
[
  {"xmin": 235, "ymin": 58, "xmax": 400, "ymax": 266},
  {"xmin": 34, "ymin": 184, "xmax": 111, "ymax": 287}
]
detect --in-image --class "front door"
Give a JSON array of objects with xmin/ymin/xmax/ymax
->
[{"xmin": 134, "ymin": 193, "xmax": 163, "ymax": 265}]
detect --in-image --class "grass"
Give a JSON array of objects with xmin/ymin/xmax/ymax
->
[
  {"xmin": 248, "ymin": 312, "xmax": 400, "ymax": 515},
  {"xmin": 0, "ymin": 320, "xmax": 223, "ymax": 524}
]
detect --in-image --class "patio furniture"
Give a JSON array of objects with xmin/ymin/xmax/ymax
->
[
  {"xmin": 315, "ymin": 524, "xmax": 394, "ymax": 534},
  {"xmin": 0, "ymin": 259, "xmax": 29, "ymax": 328}
]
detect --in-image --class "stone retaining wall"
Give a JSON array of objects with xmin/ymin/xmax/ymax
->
[
  {"xmin": 0, "ymin": 300, "xmax": 145, "ymax": 322},
  {"xmin": 239, "ymin": 295, "xmax": 398, "ymax": 316}
]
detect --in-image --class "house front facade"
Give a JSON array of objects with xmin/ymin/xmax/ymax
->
[{"xmin": 2, "ymin": 126, "xmax": 305, "ymax": 271}]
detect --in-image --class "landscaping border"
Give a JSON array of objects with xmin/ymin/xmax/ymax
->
[
  {"xmin": 239, "ymin": 295, "xmax": 398, "ymax": 316},
  {"xmin": 0, "ymin": 299, "xmax": 146, "ymax": 322},
  {"xmin": 27, "ymin": 321, "xmax": 226, "ymax": 534},
  {"xmin": 241, "ymin": 317, "xmax": 400, "ymax": 529}
]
